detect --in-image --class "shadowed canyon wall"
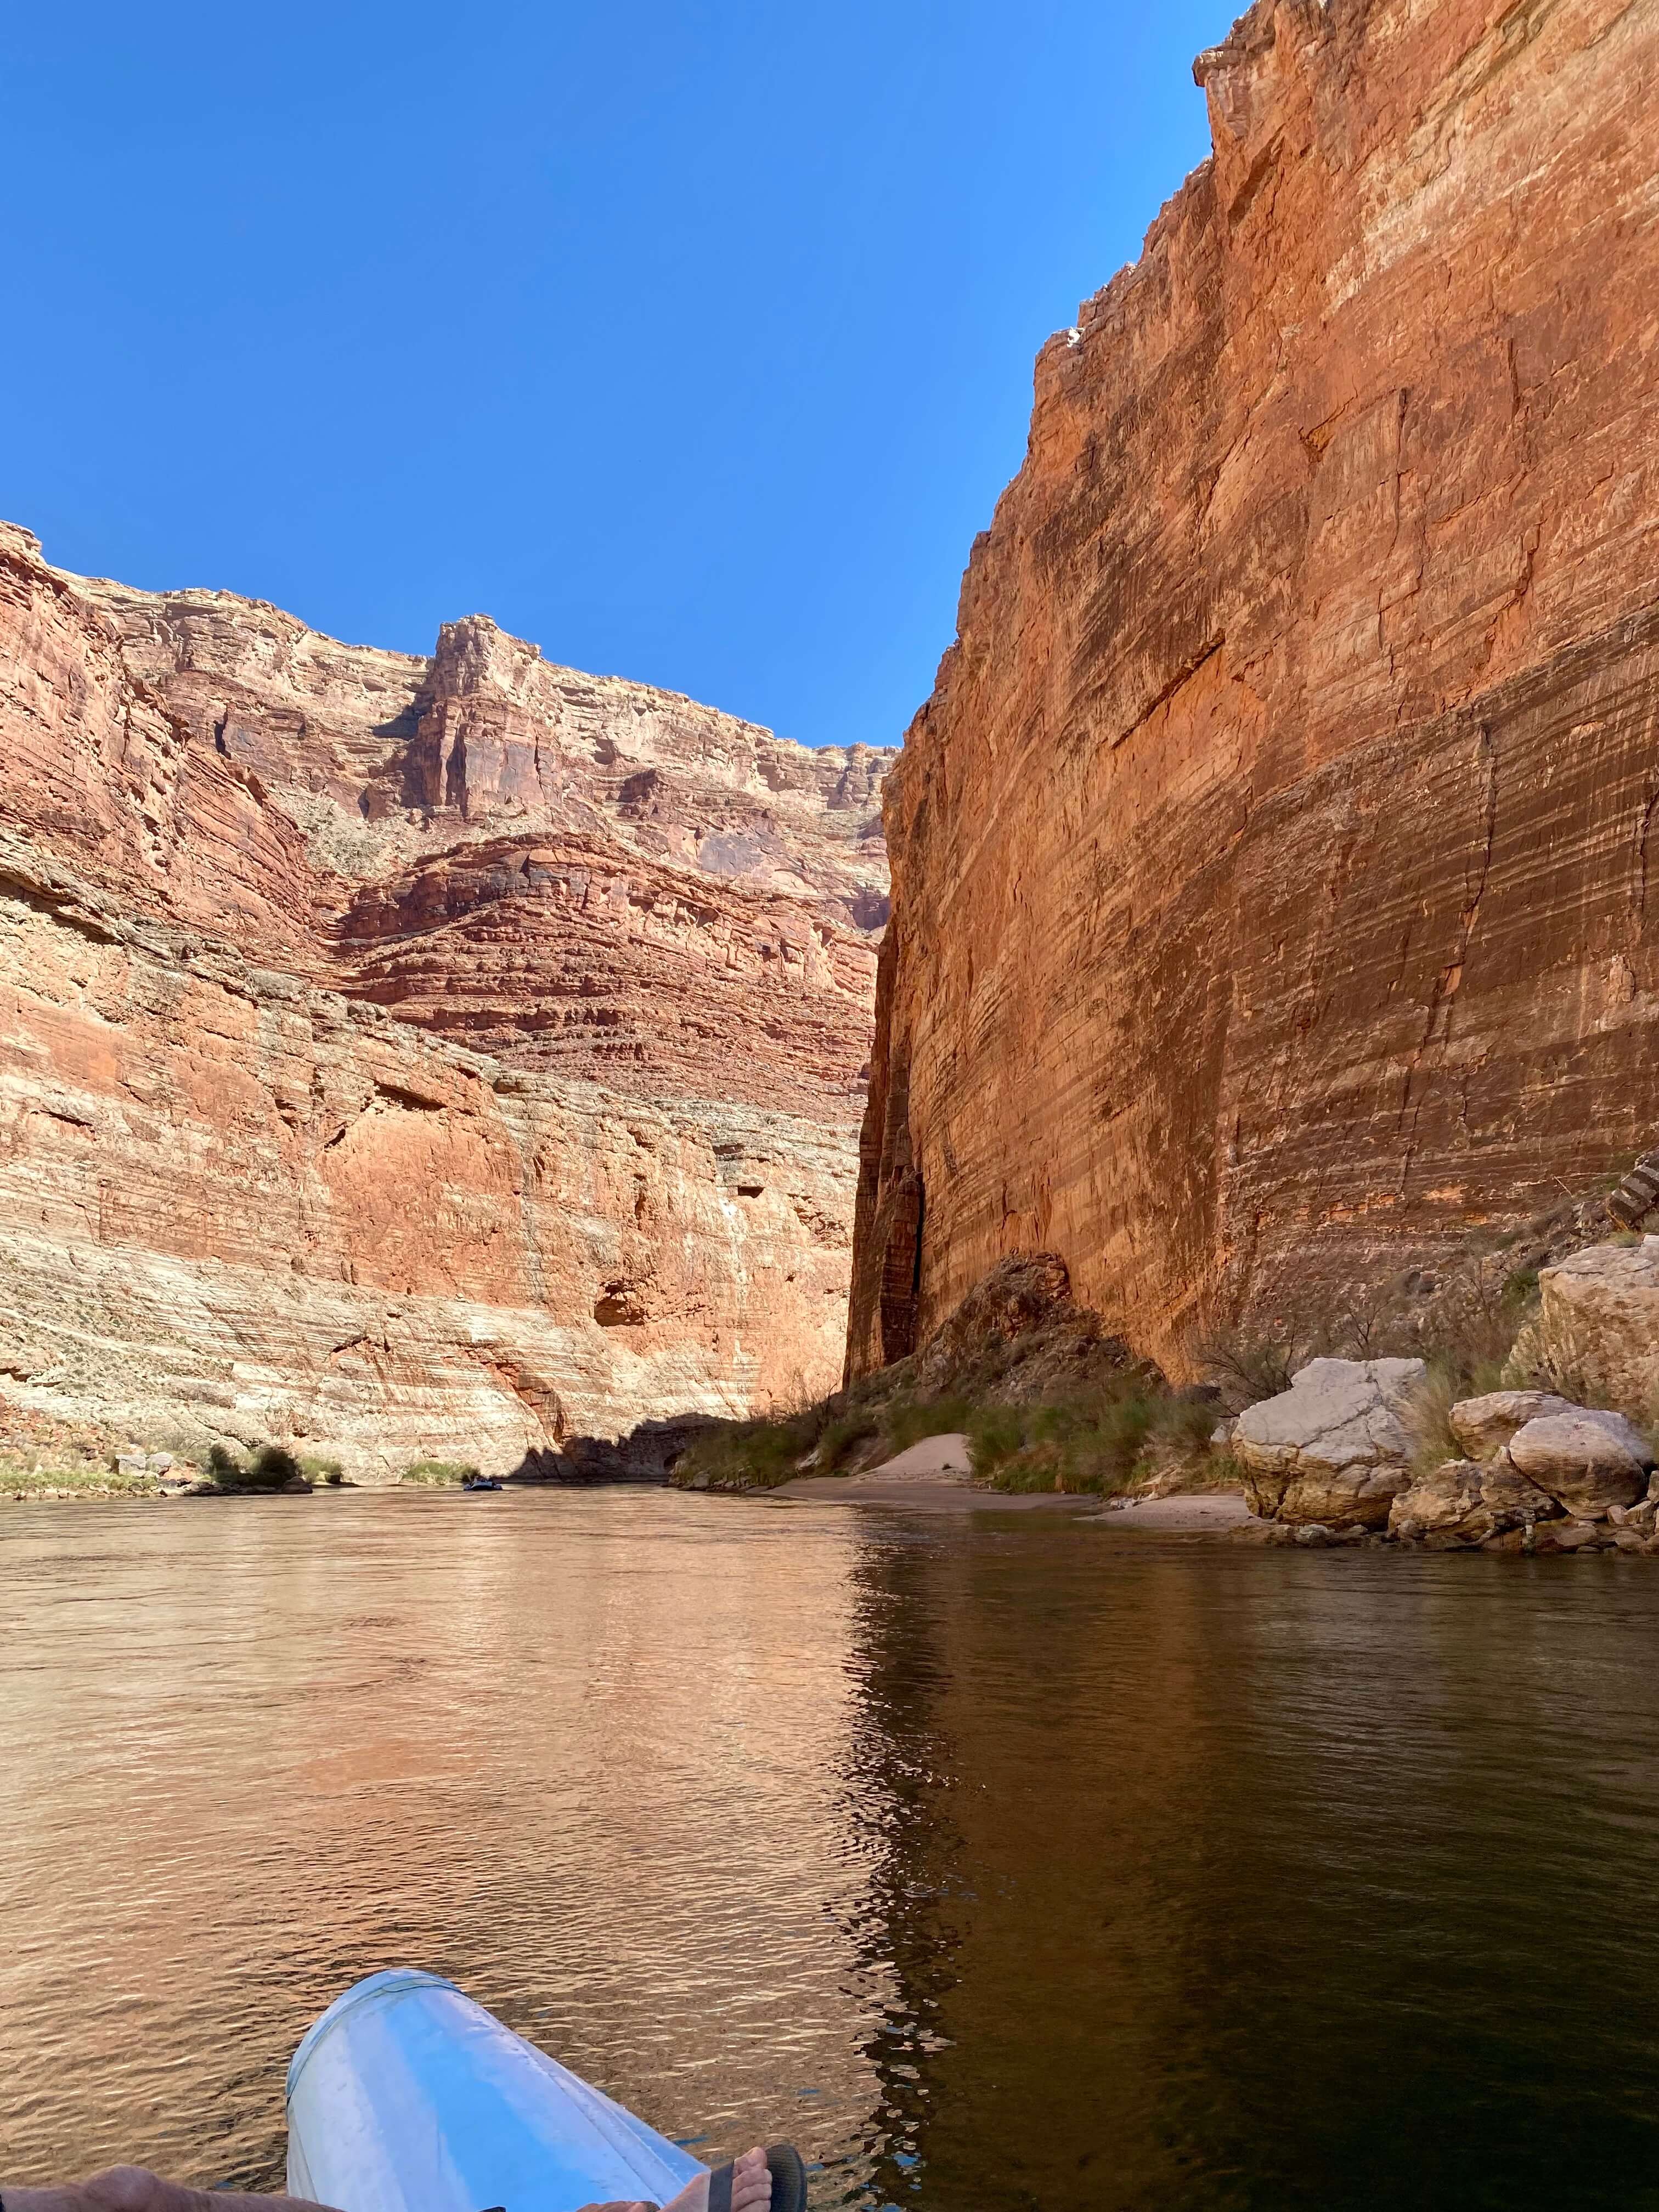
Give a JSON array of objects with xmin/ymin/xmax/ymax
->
[
  {"xmin": 0, "ymin": 523, "xmax": 894, "ymax": 1475},
  {"xmin": 849, "ymin": 0, "xmax": 1659, "ymax": 1381}
]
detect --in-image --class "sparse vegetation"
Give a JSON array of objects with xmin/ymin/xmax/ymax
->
[
  {"xmin": 1193, "ymin": 1330, "xmax": 1309, "ymax": 1411},
  {"xmin": 401, "ymin": 1458, "xmax": 481, "ymax": 1486},
  {"xmin": 670, "ymin": 1365, "xmax": 1233, "ymax": 1501},
  {"xmin": 1, "ymin": 1463, "xmax": 160, "ymax": 1500},
  {"xmin": 1195, "ymin": 1245, "xmax": 1544, "ymax": 1417},
  {"xmin": 670, "ymin": 1415, "xmax": 820, "ymax": 1491},
  {"xmin": 815, "ymin": 1407, "xmax": 882, "ymax": 1467},
  {"xmin": 972, "ymin": 1385, "xmax": 1217, "ymax": 1496},
  {"xmin": 665, "ymin": 1171, "xmax": 1659, "ymax": 1513},
  {"xmin": 300, "ymin": 1454, "xmax": 346, "ymax": 1486},
  {"xmin": 1406, "ymin": 1367, "xmax": 1463, "ymax": 1480},
  {"xmin": 882, "ymin": 1395, "xmax": 973, "ymax": 1453},
  {"xmin": 207, "ymin": 1440, "xmax": 303, "ymax": 1490},
  {"xmin": 668, "ymin": 1370, "xmax": 921, "ymax": 1492}
]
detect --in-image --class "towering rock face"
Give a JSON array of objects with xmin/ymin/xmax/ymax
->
[
  {"xmin": 0, "ymin": 523, "xmax": 893, "ymax": 1475},
  {"xmin": 849, "ymin": 0, "xmax": 1659, "ymax": 1381}
]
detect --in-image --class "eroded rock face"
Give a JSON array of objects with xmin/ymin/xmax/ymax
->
[
  {"xmin": 906, "ymin": 1250, "xmax": 1155, "ymax": 1399},
  {"xmin": 848, "ymin": 0, "xmax": 1659, "ymax": 1383},
  {"xmin": 1387, "ymin": 1460, "xmax": 1558, "ymax": 1546},
  {"xmin": 1234, "ymin": 1357, "xmax": 1425, "ymax": 1527},
  {"xmin": 1516, "ymin": 1240, "xmax": 1659, "ymax": 1415},
  {"xmin": 0, "ymin": 525, "xmax": 894, "ymax": 1472}
]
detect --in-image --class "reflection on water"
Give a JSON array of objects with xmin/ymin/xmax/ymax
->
[{"xmin": 5, "ymin": 1492, "xmax": 1659, "ymax": 2209}]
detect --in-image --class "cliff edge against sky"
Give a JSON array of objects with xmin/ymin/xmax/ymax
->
[{"xmin": 849, "ymin": 0, "xmax": 1659, "ymax": 1380}]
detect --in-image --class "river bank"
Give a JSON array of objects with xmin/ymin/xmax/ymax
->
[{"xmin": 766, "ymin": 1431, "xmax": 1255, "ymax": 1526}]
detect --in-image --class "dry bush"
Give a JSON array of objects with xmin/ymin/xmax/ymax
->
[
  {"xmin": 1192, "ymin": 1330, "xmax": 1311, "ymax": 1412},
  {"xmin": 1405, "ymin": 1369, "xmax": 1463, "ymax": 1480}
]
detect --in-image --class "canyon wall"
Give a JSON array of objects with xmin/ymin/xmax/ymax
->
[
  {"xmin": 849, "ymin": 0, "xmax": 1659, "ymax": 1380},
  {"xmin": 0, "ymin": 523, "xmax": 893, "ymax": 1475}
]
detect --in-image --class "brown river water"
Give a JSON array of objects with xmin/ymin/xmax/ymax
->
[{"xmin": 5, "ymin": 1488, "xmax": 1659, "ymax": 2211}]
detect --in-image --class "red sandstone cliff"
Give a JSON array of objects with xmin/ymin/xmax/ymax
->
[
  {"xmin": 848, "ymin": 0, "xmax": 1659, "ymax": 1380},
  {"xmin": 0, "ymin": 523, "xmax": 894, "ymax": 1475}
]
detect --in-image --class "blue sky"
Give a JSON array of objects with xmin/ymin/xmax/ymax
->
[{"xmin": 2, "ymin": 2, "xmax": 1231, "ymax": 750}]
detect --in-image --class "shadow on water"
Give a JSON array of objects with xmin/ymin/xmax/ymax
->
[
  {"xmin": 5, "ymin": 1496, "xmax": 1659, "ymax": 2210},
  {"xmin": 833, "ymin": 1522, "xmax": 1659, "ymax": 2210}
]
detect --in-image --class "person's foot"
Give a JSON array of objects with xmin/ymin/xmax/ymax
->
[
  {"xmin": 576, "ymin": 2144, "xmax": 774, "ymax": 2212},
  {"xmin": 666, "ymin": 2147, "xmax": 772, "ymax": 2212}
]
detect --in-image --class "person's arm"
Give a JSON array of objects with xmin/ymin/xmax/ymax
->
[{"xmin": 0, "ymin": 2168, "xmax": 341, "ymax": 2212}]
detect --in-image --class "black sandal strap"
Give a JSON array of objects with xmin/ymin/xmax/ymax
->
[
  {"xmin": 707, "ymin": 2162, "xmax": 734, "ymax": 2212},
  {"xmin": 765, "ymin": 2143, "xmax": 809, "ymax": 2212}
]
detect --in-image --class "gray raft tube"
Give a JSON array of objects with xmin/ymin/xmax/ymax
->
[{"xmin": 286, "ymin": 1970, "xmax": 808, "ymax": 2212}]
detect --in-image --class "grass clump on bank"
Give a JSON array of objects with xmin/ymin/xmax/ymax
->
[
  {"xmin": 401, "ymin": 1458, "xmax": 481, "ymax": 1486},
  {"xmin": 971, "ymin": 1387, "xmax": 1219, "ymax": 1497},
  {"xmin": 672, "ymin": 1413, "xmax": 820, "ymax": 1491},
  {"xmin": 668, "ymin": 1383, "xmax": 952, "ymax": 1493},
  {"xmin": 1, "ymin": 1461, "xmax": 161, "ymax": 1500},
  {"xmin": 669, "ymin": 1369, "xmax": 1227, "ymax": 1501}
]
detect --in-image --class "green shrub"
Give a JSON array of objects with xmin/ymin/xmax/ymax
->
[
  {"xmin": 815, "ymin": 1408, "xmax": 881, "ymax": 1470},
  {"xmin": 299, "ymin": 1454, "xmax": 345, "ymax": 1486},
  {"xmin": 972, "ymin": 1386, "xmax": 1173, "ymax": 1496},
  {"xmin": 402, "ymin": 1459, "xmax": 481, "ymax": 1486},
  {"xmin": 249, "ymin": 1442, "xmax": 302, "ymax": 1486},
  {"xmin": 205, "ymin": 1440, "xmax": 300, "ymax": 1491},
  {"xmin": 965, "ymin": 1403, "xmax": 1026, "ymax": 1480},
  {"xmin": 881, "ymin": 1396, "xmax": 973, "ymax": 1453},
  {"xmin": 670, "ymin": 1414, "xmax": 819, "ymax": 1491},
  {"xmin": 1153, "ymin": 1395, "xmax": 1224, "ymax": 1454}
]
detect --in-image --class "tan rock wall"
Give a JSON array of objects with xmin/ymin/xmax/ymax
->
[
  {"xmin": 849, "ymin": 0, "xmax": 1659, "ymax": 1379},
  {"xmin": 0, "ymin": 842, "xmax": 855, "ymax": 1479},
  {"xmin": 0, "ymin": 523, "xmax": 888, "ymax": 1466}
]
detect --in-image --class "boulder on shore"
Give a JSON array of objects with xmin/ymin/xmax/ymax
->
[
  {"xmin": 1388, "ymin": 1459, "xmax": 1559, "ymax": 1545},
  {"xmin": 1234, "ymin": 1358, "xmax": 1426, "ymax": 1528},
  {"xmin": 1448, "ymin": 1391, "xmax": 1576, "ymax": 1462},
  {"xmin": 1514, "ymin": 1239, "xmax": 1659, "ymax": 1412},
  {"xmin": 1505, "ymin": 1408, "xmax": 1651, "ymax": 1520}
]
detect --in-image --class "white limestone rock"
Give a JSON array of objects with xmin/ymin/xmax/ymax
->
[{"xmin": 1234, "ymin": 1357, "xmax": 1426, "ymax": 1528}]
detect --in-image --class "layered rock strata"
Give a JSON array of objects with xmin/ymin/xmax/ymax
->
[
  {"xmin": 848, "ymin": 0, "xmax": 1659, "ymax": 1381},
  {"xmin": 0, "ymin": 525, "xmax": 893, "ymax": 1476}
]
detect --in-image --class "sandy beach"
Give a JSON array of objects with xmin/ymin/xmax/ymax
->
[{"xmin": 771, "ymin": 1434, "xmax": 1254, "ymax": 1527}]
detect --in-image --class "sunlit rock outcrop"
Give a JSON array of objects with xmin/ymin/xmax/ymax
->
[
  {"xmin": 0, "ymin": 524, "xmax": 894, "ymax": 1475},
  {"xmin": 849, "ymin": 0, "xmax": 1659, "ymax": 1380}
]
